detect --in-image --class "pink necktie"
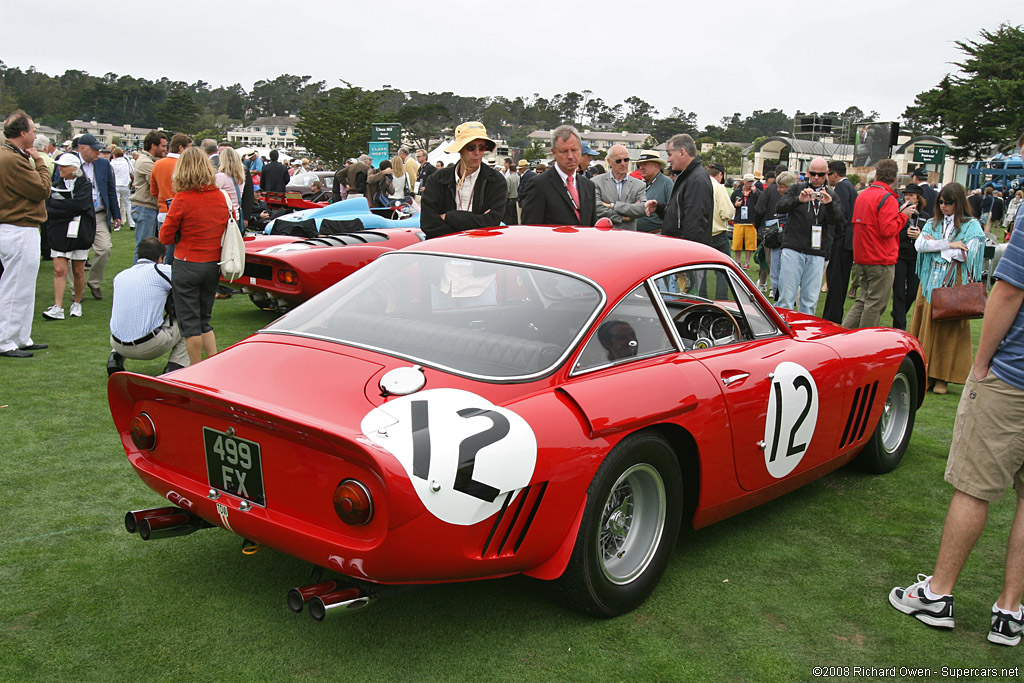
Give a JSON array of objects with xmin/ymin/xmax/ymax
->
[{"xmin": 566, "ymin": 173, "xmax": 580, "ymax": 221}]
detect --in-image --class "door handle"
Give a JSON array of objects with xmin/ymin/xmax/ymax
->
[{"xmin": 722, "ymin": 373, "xmax": 749, "ymax": 387}]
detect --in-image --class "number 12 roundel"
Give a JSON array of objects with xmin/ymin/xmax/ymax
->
[
  {"xmin": 763, "ymin": 362, "xmax": 818, "ymax": 479},
  {"xmin": 361, "ymin": 389, "xmax": 538, "ymax": 526}
]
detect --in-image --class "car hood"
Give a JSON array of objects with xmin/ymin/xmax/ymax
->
[{"xmin": 774, "ymin": 308, "xmax": 847, "ymax": 340}]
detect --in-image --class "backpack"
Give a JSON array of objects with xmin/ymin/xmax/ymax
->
[{"xmin": 218, "ymin": 190, "xmax": 245, "ymax": 282}]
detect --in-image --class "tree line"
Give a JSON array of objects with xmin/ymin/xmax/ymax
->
[{"xmin": 2, "ymin": 23, "xmax": 1020, "ymax": 166}]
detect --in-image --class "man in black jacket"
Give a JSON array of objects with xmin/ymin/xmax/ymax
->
[
  {"xmin": 520, "ymin": 125, "xmax": 596, "ymax": 226},
  {"xmin": 644, "ymin": 133, "xmax": 712, "ymax": 245},
  {"xmin": 776, "ymin": 157, "xmax": 841, "ymax": 314},
  {"xmin": 260, "ymin": 149, "xmax": 290, "ymax": 193},
  {"xmin": 822, "ymin": 160, "xmax": 860, "ymax": 322},
  {"xmin": 420, "ymin": 121, "xmax": 506, "ymax": 239}
]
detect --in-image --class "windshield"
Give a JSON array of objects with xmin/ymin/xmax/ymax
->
[{"xmin": 265, "ymin": 252, "xmax": 605, "ymax": 380}]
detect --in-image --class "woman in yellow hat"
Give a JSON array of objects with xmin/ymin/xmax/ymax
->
[{"xmin": 420, "ymin": 121, "xmax": 507, "ymax": 239}]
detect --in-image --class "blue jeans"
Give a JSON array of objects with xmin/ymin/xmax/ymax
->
[
  {"xmin": 132, "ymin": 205, "xmax": 158, "ymax": 263},
  {"xmin": 777, "ymin": 249, "xmax": 825, "ymax": 315},
  {"xmin": 769, "ymin": 247, "xmax": 783, "ymax": 298}
]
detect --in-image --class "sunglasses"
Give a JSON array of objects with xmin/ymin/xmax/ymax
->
[
  {"xmin": 938, "ymin": 199, "xmax": 954, "ymax": 206},
  {"xmin": 463, "ymin": 144, "xmax": 489, "ymax": 152},
  {"xmin": 610, "ymin": 158, "xmax": 629, "ymax": 164},
  {"xmin": 807, "ymin": 171, "xmax": 827, "ymax": 177}
]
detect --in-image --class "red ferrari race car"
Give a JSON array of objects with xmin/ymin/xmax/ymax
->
[
  {"xmin": 110, "ymin": 226, "xmax": 925, "ymax": 620},
  {"xmin": 235, "ymin": 228, "xmax": 424, "ymax": 313}
]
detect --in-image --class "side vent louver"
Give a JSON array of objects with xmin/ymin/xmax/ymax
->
[
  {"xmin": 839, "ymin": 381, "xmax": 879, "ymax": 448},
  {"xmin": 481, "ymin": 482, "xmax": 548, "ymax": 558}
]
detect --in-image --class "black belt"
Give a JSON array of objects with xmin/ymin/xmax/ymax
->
[{"xmin": 113, "ymin": 329, "xmax": 158, "ymax": 346}]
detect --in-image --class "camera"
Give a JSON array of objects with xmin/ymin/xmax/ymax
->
[{"xmin": 811, "ymin": 190, "xmax": 823, "ymax": 201}]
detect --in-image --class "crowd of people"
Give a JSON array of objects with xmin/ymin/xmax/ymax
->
[
  {"xmin": 2, "ymin": 108, "xmax": 1023, "ymax": 647},
  {"xmin": 0, "ymin": 110, "xmax": 237, "ymax": 373}
]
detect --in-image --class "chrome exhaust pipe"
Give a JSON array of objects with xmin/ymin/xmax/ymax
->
[
  {"xmin": 138, "ymin": 511, "xmax": 213, "ymax": 540},
  {"xmin": 124, "ymin": 506, "xmax": 180, "ymax": 533},
  {"xmin": 286, "ymin": 580, "xmax": 339, "ymax": 613},
  {"xmin": 308, "ymin": 588, "xmax": 375, "ymax": 621}
]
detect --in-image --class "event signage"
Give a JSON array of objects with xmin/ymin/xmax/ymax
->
[
  {"xmin": 368, "ymin": 141, "xmax": 390, "ymax": 169},
  {"xmin": 371, "ymin": 123, "xmax": 402, "ymax": 145},
  {"xmin": 913, "ymin": 145, "xmax": 946, "ymax": 164}
]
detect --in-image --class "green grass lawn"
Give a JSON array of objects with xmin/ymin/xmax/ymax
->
[{"xmin": 1, "ymin": 231, "xmax": 1020, "ymax": 681}]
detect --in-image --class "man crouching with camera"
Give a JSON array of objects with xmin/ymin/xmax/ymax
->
[
  {"xmin": 107, "ymin": 237, "xmax": 189, "ymax": 376},
  {"xmin": 775, "ymin": 157, "xmax": 842, "ymax": 314}
]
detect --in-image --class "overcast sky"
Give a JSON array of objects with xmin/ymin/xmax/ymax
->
[{"xmin": 4, "ymin": 1, "xmax": 1022, "ymax": 129}]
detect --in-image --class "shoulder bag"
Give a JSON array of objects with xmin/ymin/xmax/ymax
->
[
  {"xmin": 931, "ymin": 261, "xmax": 987, "ymax": 321},
  {"xmin": 218, "ymin": 190, "xmax": 245, "ymax": 282}
]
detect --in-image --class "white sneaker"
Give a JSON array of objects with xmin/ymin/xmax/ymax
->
[
  {"xmin": 69, "ymin": 302, "xmax": 82, "ymax": 318},
  {"xmin": 42, "ymin": 305, "xmax": 64, "ymax": 320},
  {"xmin": 889, "ymin": 574, "xmax": 955, "ymax": 628}
]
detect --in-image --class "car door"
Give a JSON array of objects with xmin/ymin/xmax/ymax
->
[{"xmin": 651, "ymin": 265, "xmax": 846, "ymax": 492}]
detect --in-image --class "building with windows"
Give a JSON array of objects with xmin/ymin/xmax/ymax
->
[
  {"xmin": 527, "ymin": 129, "xmax": 656, "ymax": 157},
  {"xmin": 67, "ymin": 120, "xmax": 157, "ymax": 150},
  {"xmin": 226, "ymin": 115, "xmax": 304, "ymax": 152}
]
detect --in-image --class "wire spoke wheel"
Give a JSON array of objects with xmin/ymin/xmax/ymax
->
[
  {"xmin": 880, "ymin": 373, "xmax": 911, "ymax": 454},
  {"xmin": 598, "ymin": 464, "xmax": 666, "ymax": 585}
]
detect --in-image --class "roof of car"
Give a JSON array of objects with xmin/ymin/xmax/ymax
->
[{"xmin": 402, "ymin": 225, "xmax": 735, "ymax": 294}]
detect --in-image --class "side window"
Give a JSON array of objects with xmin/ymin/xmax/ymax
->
[
  {"xmin": 574, "ymin": 284, "xmax": 674, "ymax": 373},
  {"xmin": 653, "ymin": 265, "xmax": 776, "ymax": 349}
]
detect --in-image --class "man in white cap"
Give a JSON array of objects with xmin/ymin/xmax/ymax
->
[
  {"xmin": 731, "ymin": 173, "xmax": 760, "ymax": 269},
  {"xmin": 0, "ymin": 110, "xmax": 51, "ymax": 358},
  {"xmin": 635, "ymin": 152, "xmax": 672, "ymax": 234}
]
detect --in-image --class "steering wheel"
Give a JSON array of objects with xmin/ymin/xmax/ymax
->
[{"xmin": 672, "ymin": 303, "xmax": 742, "ymax": 347}]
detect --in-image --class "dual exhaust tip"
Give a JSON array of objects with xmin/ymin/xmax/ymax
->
[
  {"xmin": 287, "ymin": 580, "xmax": 375, "ymax": 621},
  {"xmin": 124, "ymin": 506, "xmax": 212, "ymax": 540},
  {"xmin": 125, "ymin": 507, "xmax": 372, "ymax": 620}
]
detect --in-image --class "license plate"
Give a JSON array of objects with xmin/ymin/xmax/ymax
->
[{"xmin": 204, "ymin": 427, "xmax": 266, "ymax": 506}]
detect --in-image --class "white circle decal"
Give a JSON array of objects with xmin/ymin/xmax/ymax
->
[
  {"xmin": 763, "ymin": 361, "xmax": 818, "ymax": 479},
  {"xmin": 361, "ymin": 388, "xmax": 537, "ymax": 526}
]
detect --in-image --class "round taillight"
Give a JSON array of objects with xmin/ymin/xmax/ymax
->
[
  {"xmin": 277, "ymin": 269, "xmax": 298, "ymax": 285},
  {"xmin": 333, "ymin": 479, "xmax": 373, "ymax": 526},
  {"xmin": 129, "ymin": 413, "xmax": 156, "ymax": 451}
]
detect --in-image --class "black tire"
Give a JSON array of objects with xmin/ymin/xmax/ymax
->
[
  {"xmin": 550, "ymin": 431, "xmax": 683, "ymax": 617},
  {"xmin": 856, "ymin": 355, "xmax": 918, "ymax": 473}
]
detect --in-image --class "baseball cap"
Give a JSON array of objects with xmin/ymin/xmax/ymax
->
[
  {"xmin": 580, "ymin": 142, "xmax": 599, "ymax": 157},
  {"xmin": 77, "ymin": 134, "xmax": 102, "ymax": 150},
  {"xmin": 55, "ymin": 153, "xmax": 82, "ymax": 168}
]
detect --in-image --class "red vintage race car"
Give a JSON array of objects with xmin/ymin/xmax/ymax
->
[
  {"xmin": 110, "ymin": 226, "xmax": 925, "ymax": 619},
  {"xmin": 235, "ymin": 228, "xmax": 424, "ymax": 312}
]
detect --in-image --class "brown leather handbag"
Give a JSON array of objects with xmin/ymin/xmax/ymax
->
[{"xmin": 931, "ymin": 261, "xmax": 987, "ymax": 321}]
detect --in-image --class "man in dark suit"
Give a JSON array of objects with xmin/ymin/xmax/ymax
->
[
  {"xmin": 261, "ymin": 149, "xmax": 290, "ymax": 194},
  {"xmin": 516, "ymin": 159, "xmax": 536, "ymax": 209},
  {"xmin": 822, "ymin": 160, "xmax": 859, "ymax": 323},
  {"xmin": 75, "ymin": 134, "xmax": 121, "ymax": 299},
  {"xmin": 520, "ymin": 125, "xmax": 596, "ymax": 226}
]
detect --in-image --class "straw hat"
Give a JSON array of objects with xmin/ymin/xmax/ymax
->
[
  {"xmin": 444, "ymin": 121, "xmax": 497, "ymax": 153},
  {"xmin": 635, "ymin": 151, "xmax": 666, "ymax": 169}
]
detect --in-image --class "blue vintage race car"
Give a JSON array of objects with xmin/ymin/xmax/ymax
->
[{"xmin": 263, "ymin": 197, "xmax": 420, "ymax": 235}]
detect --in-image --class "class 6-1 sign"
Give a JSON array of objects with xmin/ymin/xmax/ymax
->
[{"xmin": 913, "ymin": 145, "xmax": 946, "ymax": 164}]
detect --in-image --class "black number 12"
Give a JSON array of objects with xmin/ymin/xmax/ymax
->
[
  {"xmin": 768, "ymin": 376, "xmax": 813, "ymax": 463},
  {"xmin": 410, "ymin": 400, "xmax": 510, "ymax": 502}
]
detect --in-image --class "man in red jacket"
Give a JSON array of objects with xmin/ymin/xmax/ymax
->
[{"xmin": 843, "ymin": 159, "xmax": 916, "ymax": 328}]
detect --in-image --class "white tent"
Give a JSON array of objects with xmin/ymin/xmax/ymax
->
[{"xmin": 426, "ymin": 140, "xmax": 460, "ymax": 168}]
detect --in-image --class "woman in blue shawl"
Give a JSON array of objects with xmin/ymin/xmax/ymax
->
[{"xmin": 908, "ymin": 182, "xmax": 986, "ymax": 394}]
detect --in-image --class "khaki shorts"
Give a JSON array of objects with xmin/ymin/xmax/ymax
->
[
  {"xmin": 945, "ymin": 372, "xmax": 1024, "ymax": 501},
  {"xmin": 732, "ymin": 224, "xmax": 757, "ymax": 251}
]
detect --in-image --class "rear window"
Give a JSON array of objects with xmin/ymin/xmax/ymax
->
[{"xmin": 265, "ymin": 252, "xmax": 605, "ymax": 380}]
